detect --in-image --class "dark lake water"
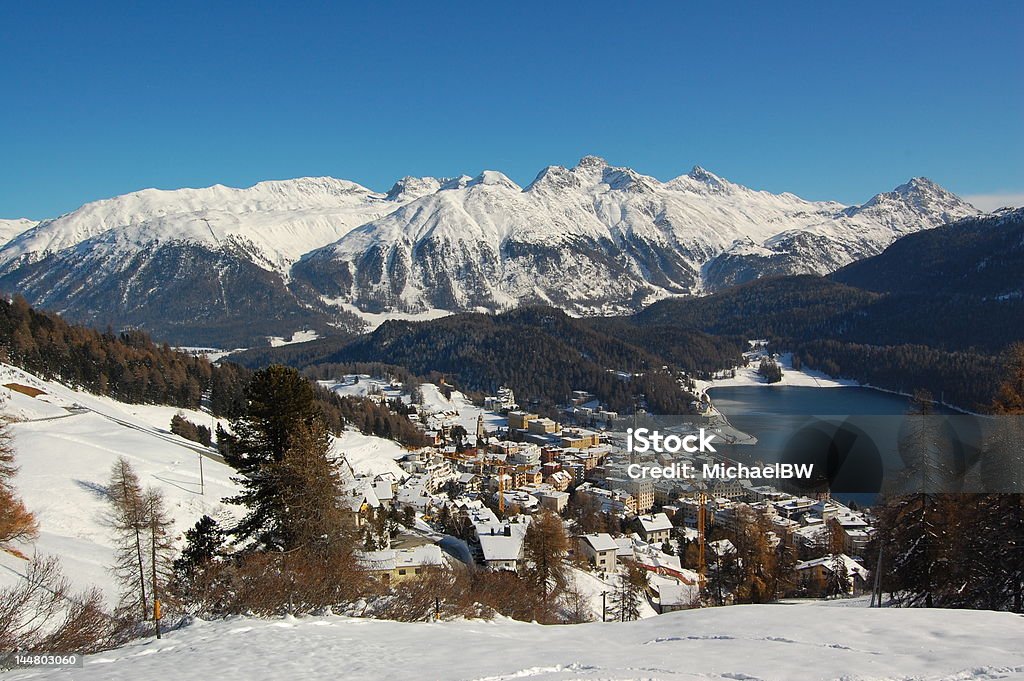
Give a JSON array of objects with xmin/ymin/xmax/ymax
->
[
  {"xmin": 706, "ymin": 385, "xmax": 961, "ymax": 506},
  {"xmin": 707, "ymin": 385, "xmax": 955, "ymax": 418}
]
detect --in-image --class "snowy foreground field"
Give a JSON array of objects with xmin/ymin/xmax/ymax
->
[{"xmin": 6, "ymin": 603, "xmax": 1024, "ymax": 681}]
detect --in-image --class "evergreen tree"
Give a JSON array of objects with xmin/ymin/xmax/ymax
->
[
  {"xmin": 173, "ymin": 515, "xmax": 225, "ymax": 583},
  {"xmin": 826, "ymin": 553, "xmax": 850, "ymax": 599},
  {"xmin": 267, "ymin": 418, "xmax": 348, "ymax": 552},
  {"xmin": 221, "ymin": 366, "xmax": 320, "ymax": 551},
  {"xmin": 879, "ymin": 390, "xmax": 954, "ymax": 607}
]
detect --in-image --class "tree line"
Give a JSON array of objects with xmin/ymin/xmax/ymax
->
[{"xmin": 871, "ymin": 347, "xmax": 1024, "ymax": 612}]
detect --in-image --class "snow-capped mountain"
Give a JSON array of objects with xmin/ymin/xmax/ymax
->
[
  {"xmin": 0, "ymin": 177, "xmax": 397, "ymax": 274},
  {"xmin": 0, "ymin": 158, "xmax": 979, "ymax": 346},
  {"xmin": 0, "ymin": 178, "xmax": 414, "ymax": 346},
  {"xmin": 293, "ymin": 156, "xmax": 978, "ymax": 315},
  {"xmin": 0, "ymin": 218, "xmax": 37, "ymax": 247}
]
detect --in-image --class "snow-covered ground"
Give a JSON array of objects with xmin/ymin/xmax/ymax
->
[
  {"xmin": 332, "ymin": 429, "xmax": 408, "ymax": 480},
  {"xmin": 267, "ymin": 329, "xmax": 321, "ymax": 347},
  {"xmin": 333, "ymin": 301, "xmax": 454, "ymax": 331},
  {"xmin": 0, "ymin": 365, "xmax": 419, "ymax": 603},
  {"xmin": 694, "ymin": 352, "xmax": 855, "ymax": 395},
  {"xmin": 323, "ymin": 375, "xmax": 508, "ymax": 435},
  {"xmin": 0, "ymin": 365, "xmax": 239, "ymax": 602},
  {"xmin": 9, "ymin": 604, "xmax": 1023, "ymax": 680},
  {"xmin": 568, "ymin": 567, "xmax": 659, "ymax": 621}
]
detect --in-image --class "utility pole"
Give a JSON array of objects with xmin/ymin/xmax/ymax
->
[
  {"xmin": 198, "ymin": 450, "xmax": 205, "ymax": 496},
  {"xmin": 601, "ymin": 591, "xmax": 607, "ymax": 622}
]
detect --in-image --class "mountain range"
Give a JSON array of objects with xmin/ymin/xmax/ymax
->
[
  {"xmin": 0, "ymin": 157, "xmax": 979, "ymax": 346},
  {"xmin": 236, "ymin": 208, "xmax": 1024, "ymax": 411}
]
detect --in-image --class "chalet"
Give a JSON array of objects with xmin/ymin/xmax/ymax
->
[
  {"xmin": 544, "ymin": 469, "xmax": 573, "ymax": 491},
  {"xmin": 795, "ymin": 554, "xmax": 869, "ymax": 596},
  {"xmin": 577, "ymin": 533, "xmax": 618, "ymax": 571},
  {"xmin": 457, "ymin": 472, "xmax": 481, "ymax": 494},
  {"xmin": 473, "ymin": 517, "xmax": 531, "ymax": 571},
  {"xmin": 653, "ymin": 580, "xmax": 699, "ymax": 613},
  {"xmin": 636, "ymin": 513, "xmax": 673, "ymax": 544},
  {"xmin": 340, "ymin": 483, "xmax": 381, "ymax": 529}
]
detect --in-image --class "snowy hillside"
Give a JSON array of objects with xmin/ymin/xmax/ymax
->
[
  {"xmin": 0, "ymin": 218, "xmax": 36, "ymax": 248},
  {"xmin": 0, "ymin": 177, "xmax": 397, "ymax": 274},
  {"xmin": 0, "ymin": 365, "xmax": 415, "ymax": 602},
  {"xmin": 8, "ymin": 603, "xmax": 1023, "ymax": 680},
  {"xmin": 0, "ymin": 158, "xmax": 978, "ymax": 345}
]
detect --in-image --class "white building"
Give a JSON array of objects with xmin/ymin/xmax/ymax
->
[{"xmin": 636, "ymin": 513, "xmax": 673, "ymax": 544}]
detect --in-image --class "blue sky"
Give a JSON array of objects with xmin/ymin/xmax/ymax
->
[{"xmin": 1, "ymin": 1, "xmax": 1021, "ymax": 218}]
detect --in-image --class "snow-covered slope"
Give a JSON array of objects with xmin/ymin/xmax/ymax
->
[
  {"xmin": 0, "ymin": 218, "xmax": 36, "ymax": 247},
  {"xmin": 294, "ymin": 157, "xmax": 978, "ymax": 314},
  {"xmin": 9, "ymin": 604, "xmax": 1023, "ymax": 680},
  {"xmin": 0, "ymin": 364, "xmax": 238, "ymax": 602},
  {"xmin": 0, "ymin": 177, "xmax": 394, "ymax": 273},
  {"xmin": 0, "ymin": 364, "xmax": 416, "ymax": 602}
]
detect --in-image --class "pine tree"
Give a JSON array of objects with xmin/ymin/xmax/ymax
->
[
  {"xmin": 880, "ymin": 390, "xmax": 954, "ymax": 607},
  {"xmin": 221, "ymin": 366, "xmax": 320, "ymax": 550},
  {"xmin": 826, "ymin": 553, "xmax": 850, "ymax": 599},
  {"xmin": 173, "ymin": 515, "xmax": 225, "ymax": 580},
  {"xmin": 268, "ymin": 418, "xmax": 348, "ymax": 553}
]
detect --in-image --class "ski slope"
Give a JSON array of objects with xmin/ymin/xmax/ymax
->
[{"xmin": 8, "ymin": 603, "xmax": 1023, "ymax": 680}]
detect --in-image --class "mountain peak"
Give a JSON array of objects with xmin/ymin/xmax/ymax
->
[
  {"xmin": 688, "ymin": 165, "xmax": 725, "ymax": 185},
  {"xmin": 525, "ymin": 165, "xmax": 579, "ymax": 192},
  {"xmin": 846, "ymin": 177, "xmax": 978, "ymax": 227},
  {"xmin": 467, "ymin": 170, "xmax": 521, "ymax": 191},
  {"xmin": 574, "ymin": 155, "xmax": 610, "ymax": 170},
  {"xmin": 439, "ymin": 175, "xmax": 473, "ymax": 191},
  {"xmin": 251, "ymin": 176, "xmax": 375, "ymax": 197},
  {"xmin": 385, "ymin": 176, "xmax": 442, "ymax": 202}
]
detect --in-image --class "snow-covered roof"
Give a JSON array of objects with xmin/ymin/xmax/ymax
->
[
  {"xmin": 356, "ymin": 545, "xmax": 445, "ymax": 572},
  {"xmin": 580, "ymin": 533, "xmax": 618, "ymax": 553},
  {"xmin": 476, "ymin": 519, "xmax": 530, "ymax": 562},
  {"xmin": 796, "ymin": 554, "xmax": 869, "ymax": 581},
  {"xmin": 655, "ymin": 581, "xmax": 699, "ymax": 607},
  {"xmin": 638, "ymin": 513, "xmax": 673, "ymax": 533},
  {"xmin": 372, "ymin": 480, "xmax": 394, "ymax": 502}
]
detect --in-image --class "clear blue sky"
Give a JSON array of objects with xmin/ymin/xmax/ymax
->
[{"xmin": 2, "ymin": 1, "xmax": 1021, "ymax": 218}]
